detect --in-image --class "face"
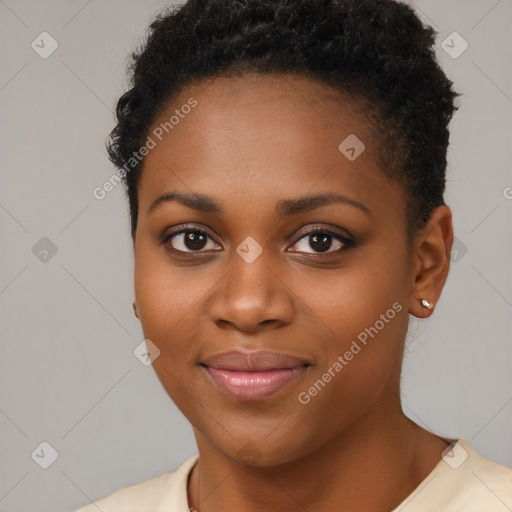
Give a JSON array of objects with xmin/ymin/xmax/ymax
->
[{"xmin": 133, "ymin": 74, "xmax": 415, "ymax": 466}]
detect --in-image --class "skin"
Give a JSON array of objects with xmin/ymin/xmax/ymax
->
[{"xmin": 132, "ymin": 73, "xmax": 454, "ymax": 511}]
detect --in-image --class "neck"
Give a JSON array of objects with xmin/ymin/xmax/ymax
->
[{"xmin": 187, "ymin": 394, "xmax": 448, "ymax": 512}]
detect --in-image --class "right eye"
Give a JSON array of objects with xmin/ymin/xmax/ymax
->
[{"xmin": 163, "ymin": 227, "xmax": 222, "ymax": 254}]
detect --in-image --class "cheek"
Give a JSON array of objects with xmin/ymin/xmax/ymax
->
[
  {"xmin": 289, "ymin": 244, "xmax": 410, "ymax": 392},
  {"xmin": 135, "ymin": 234, "xmax": 202, "ymax": 313},
  {"xmin": 289, "ymin": 247, "xmax": 408, "ymax": 343},
  {"xmin": 133, "ymin": 248, "xmax": 207, "ymax": 416},
  {"xmin": 289, "ymin": 269, "xmax": 408, "ymax": 445},
  {"xmin": 297, "ymin": 276, "xmax": 406, "ymax": 381},
  {"xmin": 134, "ymin": 242, "xmax": 199, "ymax": 354}
]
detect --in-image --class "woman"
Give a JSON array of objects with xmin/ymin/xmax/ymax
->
[{"xmin": 75, "ymin": 0, "xmax": 512, "ymax": 510}]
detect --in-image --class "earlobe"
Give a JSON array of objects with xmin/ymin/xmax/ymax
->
[{"xmin": 409, "ymin": 205, "xmax": 453, "ymax": 318}]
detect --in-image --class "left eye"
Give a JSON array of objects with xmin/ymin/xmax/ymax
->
[{"xmin": 288, "ymin": 229, "xmax": 349, "ymax": 254}]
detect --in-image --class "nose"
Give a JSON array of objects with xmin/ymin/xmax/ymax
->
[{"xmin": 208, "ymin": 247, "xmax": 294, "ymax": 333}]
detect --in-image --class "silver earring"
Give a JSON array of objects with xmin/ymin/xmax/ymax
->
[{"xmin": 419, "ymin": 298, "xmax": 434, "ymax": 310}]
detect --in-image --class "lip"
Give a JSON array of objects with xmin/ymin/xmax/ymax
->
[{"xmin": 200, "ymin": 350, "xmax": 311, "ymax": 401}]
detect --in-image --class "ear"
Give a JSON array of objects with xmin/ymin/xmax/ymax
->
[{"xmin": 409, "ymin": 205, "xmax": 454, "ymax": 318}]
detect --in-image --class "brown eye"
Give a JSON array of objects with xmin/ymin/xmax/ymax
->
[
  {"xmin": 288, "ymin": 228, "xmax": 351, "ymax": 255},
  {"xmin": 165, "ymin": 229, "xmax": 221, "ymax": 253}
]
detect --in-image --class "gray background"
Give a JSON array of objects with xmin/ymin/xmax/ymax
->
[{"xmin": 0, "ymin": 0, "xmax": 511, "ymax": 510}]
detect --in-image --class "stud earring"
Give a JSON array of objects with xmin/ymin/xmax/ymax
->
[{"xmin": 419, "ymin": 298, "xmax": 434, "ymax": 310}]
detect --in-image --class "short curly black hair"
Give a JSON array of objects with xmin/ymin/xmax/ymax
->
[{"xmin": 107, "ymin": 0, "xmax": 461, "ymax": 241}]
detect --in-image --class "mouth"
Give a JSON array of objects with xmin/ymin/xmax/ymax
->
[{"xmin": 200, "ymin": 350, "xmax": 311, "ymax": 401}]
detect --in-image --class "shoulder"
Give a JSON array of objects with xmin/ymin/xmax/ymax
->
[
  {"xmin": 73, "ymin": 473, "xmax": 172, "ymax": 512},
  {"xmin": 73, "ymin": 454, "xmax": 198, "ymax": 512},
  {"xmin": 445, "ymin": 439, "xmax": 512, "ymax": 503},
  {"xmin": 395, "ymin": 439, "xmax": 512, "ymax": 512},
  {"xmin": 462, "ymin": 441, "xmax": 512, "ymax": 502}
]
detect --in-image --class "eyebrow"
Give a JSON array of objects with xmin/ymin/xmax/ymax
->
[{"xmin": 147, "ymin": 192, "xmax": 371, "ymax": 217}]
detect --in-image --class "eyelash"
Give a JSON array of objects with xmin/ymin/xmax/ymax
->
[{"xmin": 161, "ymin": 224, "xmax": 355, "ymax": 257}]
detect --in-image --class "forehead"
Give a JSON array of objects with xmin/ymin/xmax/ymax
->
[
  {"xmin": 150, "ymin": 73, "xmax": 372, "ymax": 152},
  {"xmin": 137, "ymin": 73, "xmax": 404, "ymax": 222}
]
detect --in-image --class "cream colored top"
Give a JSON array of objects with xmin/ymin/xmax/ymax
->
[{"xmin": 74, "ymin": 439, "xmax": 512, "ymax": 511}]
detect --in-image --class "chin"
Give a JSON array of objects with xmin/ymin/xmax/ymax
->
[{"xmin": 201, "ymin": 423, "xmax": 320, "ymax": 468}]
